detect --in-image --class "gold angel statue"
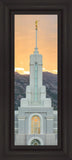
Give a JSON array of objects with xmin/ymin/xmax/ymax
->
[{"xmin": 35, "ymin": 20, "xmax": 38, "ymax": 30}]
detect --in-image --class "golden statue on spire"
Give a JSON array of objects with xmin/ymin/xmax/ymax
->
[{"xmin": 35, "ymin": 20, "xmax": 38, "ymax": 30}]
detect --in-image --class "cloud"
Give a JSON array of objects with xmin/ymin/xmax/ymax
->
[
  {"xmin": 52, "ymin": 70, "xmax": 57, "ymax": 74},
  {"xmin": 42, "ymin": 68, "xmax": 57, "ymax": 74},
  {"xmin": 15, "ymin": 68, "xmax": 30, "ymax": 75},
  {"xmin": 42, "ymin": 68, "xmax": 48, "ymax": 72},
  {"xmin": 15, "ymin": 68, "xmax": 24, "ymax": 71},
  {"xmin": 24, "ymin": 71, "xmax": 30, "ymax": 75}
]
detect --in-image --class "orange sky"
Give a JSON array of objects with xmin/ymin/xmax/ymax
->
[{"xmin": 15, "ymin": 15, "xmax": 57, "ymax": 74}]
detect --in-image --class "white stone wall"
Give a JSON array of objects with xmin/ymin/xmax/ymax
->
[
  {"xmin": 44, "ymin": 98, "xmax": 51, "ymax": 107},
  {"xmin": 45, "ymin": 134, "xmax": 57, "ymax": 145},
  {"xmin": 20, "ymin": 98, "xmax": 28, "ymax": 107},
  {"xmin": 15, "ymin": 134, "xmax": 57, "ymax": 145},
  {"xmin": 15, "ymin": 134, "xmax": 26, "ymax": 145},
  {"xmin": 53, "ymin": 111, "xmax": 58, "ymax": 133}
]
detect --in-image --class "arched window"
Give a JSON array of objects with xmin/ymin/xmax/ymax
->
[{"xmin": 31, "ymin": 116, "xmax": 40, "ymax": 134}]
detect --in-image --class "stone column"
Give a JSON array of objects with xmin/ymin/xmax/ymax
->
[
  {"xmin": 46, "ymin": 117, "xmax": 53, "ymax": 134},
  {"xmin": 18, "ymin": 117, "xmax": 25, "ymax": 134}
]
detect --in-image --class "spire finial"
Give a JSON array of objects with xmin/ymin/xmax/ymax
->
[{"xmin": 35, "ymin": 20, "xmax": 38, "ymax": 30}]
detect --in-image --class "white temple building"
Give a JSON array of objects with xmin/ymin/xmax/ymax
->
[{"xmin": 14, "ymin": 21, "xmax": 58, "ymax": 145}]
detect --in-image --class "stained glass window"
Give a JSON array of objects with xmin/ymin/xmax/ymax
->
[{"xmin": 31, "ymin": 116, "xmax": 40, "ymax": 134}]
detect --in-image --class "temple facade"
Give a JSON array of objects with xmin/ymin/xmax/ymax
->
[{"xmin": 15, "ymin": 21, "xmax": 57, "ymax": 145}]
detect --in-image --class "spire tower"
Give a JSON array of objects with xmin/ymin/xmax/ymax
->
[
  {"xmin": 34, "ymin": 20, "xmax": 39, "ymax": 54},
  {"xmin": 35, "ymin": 20, "xmax": 38, "ymax": 48}
]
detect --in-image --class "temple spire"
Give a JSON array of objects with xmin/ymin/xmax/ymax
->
[
  {"xmin": 35, "ymin": 20, "xmax": 38, "ymax": 48},
  {"xmin": 34, "ymin": 20, "xmax": 39, "ymax": 54}
]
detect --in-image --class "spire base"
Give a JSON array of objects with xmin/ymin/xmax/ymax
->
[{"xmin": 34, "ymin": 48, "xmax": 39, "ymax": 54}]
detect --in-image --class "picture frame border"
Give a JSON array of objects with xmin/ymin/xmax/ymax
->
[
  {"xmin": 11, "ymin": 10, "xmax": 62, "ymax": 151},
  {"xmin": 0, "ymin": 0, "xmax": 72, "ymax": 160}
]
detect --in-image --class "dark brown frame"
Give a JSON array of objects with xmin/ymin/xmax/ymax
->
[
  {"xmin": 0, "ymin": 0, "xmax": 72, "ymax": 160},
  {"xmin": 11, "ymin": 10, "xmax": 62, "ymax": 150}
]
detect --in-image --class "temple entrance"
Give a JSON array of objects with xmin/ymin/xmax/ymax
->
[{"xmin": 31, "ymin": 139, "xmax": 41, "ymax": 145}]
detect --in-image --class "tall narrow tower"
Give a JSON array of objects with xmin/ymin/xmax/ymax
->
[
  {"xmin": 34, "ymin": 20, "xmax": 39, "ymax": 54},
  {"xmin": 26, "ymin": 21, "xmax": 46, "ymax": 104}
]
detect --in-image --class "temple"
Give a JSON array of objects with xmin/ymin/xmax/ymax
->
[{"xmin": 15, "ymin": 21, "xmax": 57, "ymax": 145}]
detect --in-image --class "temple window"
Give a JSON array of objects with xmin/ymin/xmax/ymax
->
[{"xmin": 31, "ymin": 116, "xmax": 40, "ymax": 134}]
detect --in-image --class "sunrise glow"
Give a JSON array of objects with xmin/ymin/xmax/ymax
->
[{"xmin": 15, "ymin": 15, "xmax": 57, "ymax": 75}]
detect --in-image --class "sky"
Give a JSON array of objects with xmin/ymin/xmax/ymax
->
[{"xmin": 15, "ymin": 15, "xmax": 58, "ymax": 74}]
